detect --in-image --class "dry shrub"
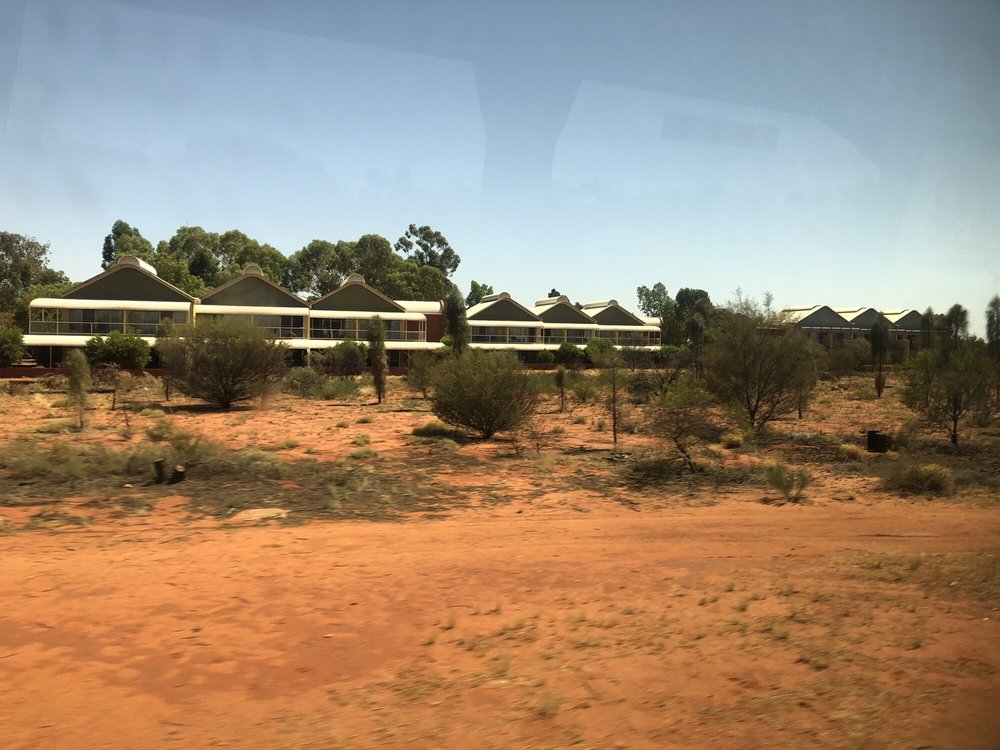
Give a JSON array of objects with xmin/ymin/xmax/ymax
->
[
  {"xmin": 838, "ymin": 443, "xmax": 865, "ymax": 461},
  {"xmin": 720, "ymin": 431, "xmax": 744, "ymax": 449},
  {"xmin": 412, "ymin": 419, "xmax": 467, "ymax": 441},
  {"xmin": 884, "ymin": 461, "xmax": 954, "ymax": 495}
]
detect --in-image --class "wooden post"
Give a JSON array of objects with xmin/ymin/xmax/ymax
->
[{"xmin": 153, "ymin": 458, "xmax": 166, "ymax": 484}]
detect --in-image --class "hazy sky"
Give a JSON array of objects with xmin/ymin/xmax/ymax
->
[{"xmin": 1, "ymin": 0, "xmax": 998, "ymax": 331}]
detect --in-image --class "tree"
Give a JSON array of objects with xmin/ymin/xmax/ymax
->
[
  {"xmin": 0, "ymin": 326, "xmax": 25, "ymax": 367},
  {"xmin": 466, "ymin": 280, "xmax": 494, "ymax": 306},
  {"xmin": 381, "ymin": 260, "xmax": 452, "ymax": 300},
  {"xmin": 920, "ymin": 307, "xmax": 936, "ymax": 349},
  {"xmin": 554, "ymin": 365, "xmax": 568, "ymax": 412},
  {"xmin": 285, "ymin": 240, "xmax": 352, "ymax": 299},
  {"xmin": 430, "ymin": 350, "xmax": 539, "ymax": 439},
  {"xmin": 902, "ymin": 345, "xmax": 994, "ymax": 445},
  {"xmin": 444, "ymin": 286, "xmax": 469, "ymax": 354},
  {"xmin": 548, "ymin": 288, "xmax": 562, "ymax": 299},
  {"xmin": 647, "ymin": 377, "xmax": 715, "ymax": 473},
  {"xmin": 986, "ymin": 295, "xmax": 1000, "ymax": 366},
  {"xmin": 628, "ymin": 345, "xmax": 693, "ymax": 403},
  {"xmin": 394, "ymin": 224, "xmax": 460, "ymax": 277},
  {"xmin": 159, "ymin": 318, "xmax": 288, "ymax": 409},
  {"xmin": 587, "ymin": 339, "xmax": 625, "ymax": 453},
  {"xmin": 367, "ymin": 316, "xmax": 388, "ymax": 404},
  {"xmin": 0, "ymin": 232, "xmax": 70, "ymax": 321},
  {"xmin": 555, "ymin": 342, "xmax": 584, "ymax": 366},
  {"xmin": 65, "ymin": 349, "xmax": 91, "ymax": 429},
  {"xmin": 102, "ymin": 220, "xmax": 154, "ymax": 269},
  {"xmin": 704, "ymin": 294, "xmax": 819, "ymax": 434},
  {"xmin": 870, "ymin": 320, "xmax": 890, "ymax": 398},
  {"xmin": 944, "ymin": 304, "xmax": 969, "ymax": 352},
  {"xmin": 216, "ymin": 230, "xmax": 289, "ymax": 282},
  {"xmin": 84, "ymin": 331, "xmax": 151, "ymax": 369}
]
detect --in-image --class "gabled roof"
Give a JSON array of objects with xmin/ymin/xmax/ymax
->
[
  {"xmin": 311, "ymin": 274, "xmax": 405, "ymax": 313},
  {"xmin": 62, "ymin": 256, "xmax": 195, "ymax": 303},
  {"xmin": 580, "ymin": 299, "xmax": 646, "ymax": 326},
  {"xmin": 881, "ymin": 309, "xmax": 923, "ymax": 330},
  {"xmin": 779, "ymin": 305, "xmax": 852, "ymax": 328},
  {"xmin": 530, "ymin": 295, "xmax": 595, "ymax": 324},
  {"xmin": 834, "ymin": 307, "xmax": 890, "ymax": 329},
  {"xmin": 466, "ymin": 293, "xmax": 541, "ymax": 322},
  {"xmin": 201, "ymin": 266, "xmax": 307, "ymax": 308}
]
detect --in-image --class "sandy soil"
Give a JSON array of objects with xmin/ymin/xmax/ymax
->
[{"xmin": 1, "ymin": 380, "xmax": 999, "ymax": 749}]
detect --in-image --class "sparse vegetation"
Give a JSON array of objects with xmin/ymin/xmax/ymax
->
[{"xmin": 65, "ymin": 349, "xmax": 90, "ymax": 429}]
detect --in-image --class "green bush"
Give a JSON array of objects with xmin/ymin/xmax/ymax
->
[
  {"xmin": 84, "ymin": 331, "xmax": 151, "ymax": 368},
  {"xmin": 430, "ymin": 350, "xmax": 539, "ymax": 438},
  {"xmin": 406, "ymin": 350, "xmax": 440, "ymax": 397},
  {"xmin": 0, "ymin": 326, "xmax": 25, "ymax": 367},
  {"xmin": 283, "ymin": 367, "xmax": 359, "ymax": 400},
  {"xmin": 65, "ymin": 349, "xmax": 91, "ymax": 429},
  {"xmin": 585, "ymin": 337, "xmax": 616, "ymax": 365},
  {"xmin": 159, "ymin": 318, "xmax": 289, "ymax": 409},
  {"xmin": 317, "ymin": 341, "xmax": 367, "ymax": 378},
  {"xmin": 555, "ymin": 342, "xmax": 584, "ymax": 365},
  {"xmin": 825, "ymin": 340, "xmax": 870, "ymax": 376},
  {"xmin": 535, "ymin": 349, "xmax": 555, "ymax": 364}
]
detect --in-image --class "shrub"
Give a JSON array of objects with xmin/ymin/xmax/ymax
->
[
  {"xmin": 412, "ymin": 419, "xmax": 467, "ymax": 440},
  {"xmin": 84, "ymin": 331, "xmax": 151, "ymax": 368},
  {"xmin": 159, "ymin": 318, "xmax": 289, "ymax": 409},
  {"xmin": 406, "ymin": 350, "xmax": 439, "ymax": 397},
  {"xmin": 535, "ymin": 349, "xmax": 555, "ymax": 364},
  {"xmin": 825, "ymin": 340, "xmax": 870, "ymax": 376},
  {"xmin": 317, "ymin": 341, "xmax": 367, "ymax": 377},
  {"xmin": 572, "ymin": 377, "xmax": 596, "ymax": 403},
  {"xmin": 765, "ymin": 463, "xmax": 811, "ymax": 503},
  {"xmin": 838, "ymin": 443, "xmax": 865, "ymax": 461},
  {"xmin": 585, "ymin": 338, "xmax": 615, "ymax": 366},
  {"xmin": 720, "ymin": 431, "xmax": 744, "ymax": 449},
  {"xmin": 430, "ymin": 350, "xmax": 539, "ymax": 438},
  {"xmin": 555, "ymin": 342, "xmax": 584, "ymax": 366},
  {"xmin": 884, "ymin": 462, "xmax": 953, "ymax": 495},
  {"xmin": 0, "ymin": 326, "xmax": 25, "ymax": 367},
  {"xmin": 367, "ymin": 316, "xmax": 388, "ymax": 404},
  {"xmin": 283, "ymin": 367, "xmax": 359, "ymax": 400}
]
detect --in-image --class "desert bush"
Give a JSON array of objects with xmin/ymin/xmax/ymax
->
[
  {"xmin": 765, "ymin": 463, "xmax": 811, "ymax": 502},
  {"xmin": 720, "ymin": 431, "xmax": 744, "ymax": 449},
  {"xmin": 825, "ymin": 339, "xmax": 870, "ymax": 376},
  {"xmin": 646, "ymin": 378, "xmax": 716, "ymax": 472},
  {"xmin": 284, "ymin": 367, "xmax": 359, "ymax": 400},
  {"xmin": 430, "ymin": 350, "xmax": 539, "ymax": 439},
  {"xmin": 535, "ymin": 349, "xmax": 555, "ymax": 364},
  {"xmin": 317, "ymin": 341, "xmax": 367, "ymax": 378},
  {"xmin": 84, "ymin": 331, "xmax": 151, "ymax": 369},
  {"xmin": 367, "ymin": 317, "xmax": 388, "ymax": 404},
  {"xmin": 585, "ymin": 338, "xmax": 616, "ymax": 366},
  {"xmin": 626, "ymin": 453, "xmax": 683, "ymax": 483},
  {"xmin": 884, "ymin": 461, "xmax": 954, "ymax": 495},
  {"xmin": 572, "ymin": 377, "xmax": 596, "ymax": 403},
  {"xmin": 838, "ymin": 442, "xmax": 865, "ymax": 461},
  {"xmin": 412, "ymin": 419, "xmax": 467, "ymax": 440},
  {"xmin": 406, "ymin": 350, "xmax": 439, "ymax": 397},
  {"xmin": 902, "ymin": 346, "xmax": 994, "ymax": 446},
  {"xmin": 160, "ymin": 318, "xmax": 289, "ymax": 409},
  {"xmin": 65, "ymin": 349, "xmax": 90, "ymax": 429},
  {"xmin": 0, "ymin": 325, "xmax": 25, "ymax": 367}
]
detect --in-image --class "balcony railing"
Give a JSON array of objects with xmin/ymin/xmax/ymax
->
[{"xmin": 310, "ymin": 328, "xmax": 425, "ymax": 342}]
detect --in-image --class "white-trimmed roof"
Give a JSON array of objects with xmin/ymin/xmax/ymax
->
[
  {"xmin": 466, "ymin": 292, "xmax": 542, "ymax": 321},
  {"xmin": 398, "ymin": 300, "xmax": 443, "ymax": 314},
  {"xmin": 29, "ymin": 298, "xmax": 191, "ymax": 312}
]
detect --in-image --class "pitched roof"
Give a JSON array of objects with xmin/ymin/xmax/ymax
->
[
  {"xmin": 62, "ymin": 256, "xmax": 195, "ymax": 302},
  {"xmin": 310, "ymin": 274, "xmax": 405, "ymax": 313},
  {"xmin": 779, "ymin": 305, "xmax": 852, "ymax": 328},
  {"xmin": 466, "ymin": 293, "xmax": 541, "ymax": 322},
  {"xmin": 580, "ymin": 299, "xmax": 646, "ymax": 326},
  {"xmin": 201, "ymin": 266, "xmax": 307, "ymax": 307}
]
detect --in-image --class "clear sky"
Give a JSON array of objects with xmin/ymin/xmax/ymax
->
[{"xmin": 1, "ymin": 0, "xmax": 998, "ymax": 332}]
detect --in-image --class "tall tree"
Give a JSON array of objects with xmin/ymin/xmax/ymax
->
[
  {"xmin": 366, "ymin": 316, "xmax": 388, "ymax": 404},
  {"xmin": 944, "ymin": 303, "xmax": 969, "ymax": 352},
  {"xmin": 216, "ymin": 230, "xmax": 289, "ymax": 283},
  {"xmin": 986, "ymin": 294, "xmax": 1000, "ymax": 365},
  {"xmin": 284, "ymin": 240, "xmax": 352, "ymax": 299},
  {"xmin": 102, "ymin": 220, "xmax": 153, "ymax": 269},
  {"xmin": 636, "ymin": 282, "xmax": 684, "ymax": 346},
  {"xmin": 0, "ymin": 232, "xmax": 70, "ymax": 322},
  {"xmin": 920, "ymin": 306, "xmax": 936, "ymax": 349},
  {"xmin": 466, "ymin": 280, "xmax": 494, "ymax": 306},
  {"xmin": 548, "ymin": 288, "xmax": 562, "ymax": 299},
  {"xmin": 871, "ymin": 320, "xmax": 890, "ymax": 398},
  {"xmin": 394, "ymin": 224, "xmax": 460, "ymax": 277},
  {"xmin": 444, "ymin": 285, "xmax": 470, "ymax": 354}
]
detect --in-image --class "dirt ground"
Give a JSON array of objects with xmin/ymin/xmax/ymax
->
[{"xmin": 1, "ymin": 376, "xmax": 999, "ymax": 749}]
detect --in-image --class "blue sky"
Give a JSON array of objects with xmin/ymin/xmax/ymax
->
[{"xmin": 1, "ymin": 0, "xmax": 998, "ymax": 332}]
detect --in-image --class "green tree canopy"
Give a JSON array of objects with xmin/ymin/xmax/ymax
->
[
  {"xmin": 1, "ymin": 232, "xmax": 70, "ymax": 322},
  {"xmin": 394, "ymin": 224, "xmax": 460, "ymax": 277},
  {"xmin": 102, "ymin": 220, "xmax": 155, "ymax": 269},
  {"xmin": 466, "ymin": 280, "xmax": 494, "ymax": 306}
]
